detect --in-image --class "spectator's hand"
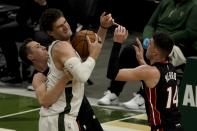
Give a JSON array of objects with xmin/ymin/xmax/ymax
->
[
  {"xmin": 113, "ymin": 25, "xmax": 128, "ymax": 44},
  {"xmin": 134, "ymin": 37, "xmax": 146, "ymax": 65},
  {"xmin": 32, "ymin": 72, "xmax": 47, "ymax": 90},
  {"xmin": 100, "ymin": 12, "xmax": 118, "ymax": 29},
  {"xmin": 143, "ymin": 38, "xmax": 150, "ymax": 49}
]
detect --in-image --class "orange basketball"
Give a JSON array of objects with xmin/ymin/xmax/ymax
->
[{"xmin": 71, "ymin": 30, "xmax": 96, "ymax": 61}]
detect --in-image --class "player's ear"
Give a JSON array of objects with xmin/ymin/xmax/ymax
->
[
  {"xmin": 27, "ymin": 54, "xmax": 34, "ymax": 62},
  {"xmin": 47, "ymin": 30, "xmax": 54, "ymax": 37}
]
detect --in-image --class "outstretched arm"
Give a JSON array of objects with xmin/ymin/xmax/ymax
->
[
  {"xmin": 116, "ymin": 65, "xmax": 160, "ymax": 88},
  {"xmin": 97, "ymin": 12, "xmax": 118, "ymax": 45},
  {"xmin": 107, "ymin": 25, "xmax": 128, "ymax": 79},
  {"xmin": 55, "ymin": 39, "xmax": 101, "ymax": 83},
  {"xmin": 133, "ymin": 37, "xmax": 147, "ymax": 65},
  {"xmin": 64, "ymin": 38, "xmax": 101, "ymax": 82}
]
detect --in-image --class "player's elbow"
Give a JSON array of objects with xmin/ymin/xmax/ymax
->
[
  {"xmin": 40, "ymin": 102, "xmax": 51, "ymax": 108},
  {"xmin": 115, "ymin": 75, "xmax": 120, "ymax": 81},
  {"xmin": 39, "ymin": 99, "xmax": 51, "ymax": 108}
]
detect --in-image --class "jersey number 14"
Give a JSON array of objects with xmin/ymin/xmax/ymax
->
[{"xmin": 166, "ymin": 86, "xmax": 178, "ymax": 108}]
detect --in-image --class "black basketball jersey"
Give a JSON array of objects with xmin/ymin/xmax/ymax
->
[{"xmin": 143, "ymin": 62, "xmax": 182, "ymax": 130}]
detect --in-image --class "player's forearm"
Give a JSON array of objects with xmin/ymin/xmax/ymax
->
[
  {"xmin": 107, "ymin": 42, "xmax": 121, "ymax": 80},
  {"xmin": 64, "ymin": 57, "xmax": 95, "ymax": 83},
  {"xmin": 37, "ymin": 79, "xmax": 69, "ymax": 108},
  {"xmin": 88, "ymin": 45, "xmax": 102, "ymax": 60},
  {"xmin": 97, "ymin": 26, "xmax": 108, "ymax": 45}
]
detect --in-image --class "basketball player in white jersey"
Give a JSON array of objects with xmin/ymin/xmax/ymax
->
[
  {"xmin": 20, "ymin": 39, "xmax": 102, "ymax": 131},
  {"xmin": 20, "ymin": 8, "xmax": 116, "ymax": 131}
]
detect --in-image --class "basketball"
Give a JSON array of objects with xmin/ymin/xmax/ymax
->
[{"xmin": 71, "ymin": 30, "xmax": 96, "ymax": 61}]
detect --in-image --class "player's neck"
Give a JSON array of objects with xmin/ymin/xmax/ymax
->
[
  {"xmin": 33, "ymin": 62, "xmax": 48, "ymax": 72},
  {"xmin": 150, "ymin": 57, "xmax": 166, "ymax": 65}
]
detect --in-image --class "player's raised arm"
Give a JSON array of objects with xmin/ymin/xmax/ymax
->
[{"xmin": 97, "ymin": 12, "xmax": 118, "ymax": 45}]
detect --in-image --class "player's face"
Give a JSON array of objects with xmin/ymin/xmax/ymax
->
[
  {"xmin": 27, "ymin": 41, "xmax": 48, "ymax": 64},
  {"xmin": 50, "ymin": 16, "xmax": 72, "ymax": 41}
]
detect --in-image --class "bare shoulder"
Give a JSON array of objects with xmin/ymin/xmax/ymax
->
[
  {"xmin": 53, "ymin": 41, "xmax": 73, "ymax": 50},
  {"xmin": 52, "ymin": 41, "xmax": 77, "ymax": 61},
  {"xmin": 147, "ymin": 65, "xmax": 160, "ymax": 74},
  {"xmin": 53, "ymin": 41, "xmax": 75, "ymax": 54},
  {"xmin": 137, "ymin": 65, "xmax": 160, "ymax": 76},
  {"xmin": 140, "ymin": 65, "xmax": 160, "ymax": 88}
]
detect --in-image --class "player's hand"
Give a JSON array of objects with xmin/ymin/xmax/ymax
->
[
  {"xmin": 133, "ymin": 37, "xmax": 146, "ymax": 65},
  {"xmin": 87, "ymin": 33, "xmax": 102, "ymax": 60},
  {"xmin": 100, "ymin": 12, "xmax": 118, "ymax": 29},
  {"xmin": 113, "ymin": 25, "xmax": 128, "ymax": 44},
  {"xmin": 32, "ymin": 72, "xmax": 47, "ymax": 90}
]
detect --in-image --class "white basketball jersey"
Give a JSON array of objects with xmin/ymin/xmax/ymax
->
[{"xmin": 40, "ymin": 40, "xmax": 84, "ymax": 117}]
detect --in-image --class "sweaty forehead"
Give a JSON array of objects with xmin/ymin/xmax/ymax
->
[
  {"xmin": 27, "ymin": 41, "xmax": 40, "ymax": 52},
  {"xmin": 28, "ymin": 41, "xmax": 39, "ymax": 48},
  {"xmin": 53, "ymin": 17, "xmax": 66, "ymax": 27}
]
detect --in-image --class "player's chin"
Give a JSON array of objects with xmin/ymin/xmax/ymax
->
[
  {"xmin": 65, "ymin": 30, "xmax": 72, "ymax": 37},
  {"xmin": 62, "ymin": 34, "xmax": 71, "ymax": 41}
]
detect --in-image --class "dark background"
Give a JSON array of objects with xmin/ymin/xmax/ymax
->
[
  {"xmin": 96, "ymin": 0, "xmax": 159, "ymax": 32},
  {"xmin": 0, "ymin": 0, "xmax": 159, "ymax": 32}
]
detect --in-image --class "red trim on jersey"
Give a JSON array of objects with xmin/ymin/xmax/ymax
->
[
  {"xmin": 145, "ymin": 86, "xmax": 162, "ymax": 127},
  {"xmin": 77, "ymin": 120, "xmax": 82, "ymax": 131},
  {"xmin": 159, "ymin": 60, "xmax": 168, "ymax": 64}
]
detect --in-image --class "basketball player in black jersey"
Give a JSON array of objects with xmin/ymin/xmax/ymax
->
[{"xmin": 107, "ymin": 25, "xmax": 184, "ymax": 131}]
